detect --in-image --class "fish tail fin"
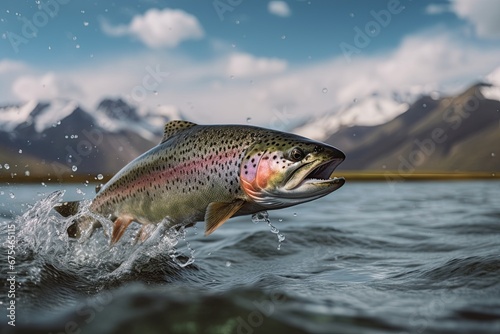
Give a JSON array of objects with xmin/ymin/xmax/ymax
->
[{"xmin": 53, "ymin": 201, "xmax": 100, "ymax": 239}]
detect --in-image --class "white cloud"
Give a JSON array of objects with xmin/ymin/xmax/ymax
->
[
  {"xmin": 12, "ymin": 73, "xmax": 82, "ymax": 102},
  {"xmin": 226, "ymin": 53, "xmax": 288, "ymax": 78},
  {"xmin": 101, "ymin": 8, "xmax": 204, "ymax": 48},
  {"xmin": 3, "ymin": 31, "xmax": 500, "ymax": 128},
  {"xmin": 0, "ymin": 59, "xmax": 28, "ymax": 74},
  {"xmin": 268, "ymin": 1, "xmax": 291, "ymax": 17},
  {"xmin": 451, "ymin": 0, "xmax": 500, "ymax": 38},
  {"xmin": 425, "ymin": 4, "xmax": 451, "ymax": 15}
]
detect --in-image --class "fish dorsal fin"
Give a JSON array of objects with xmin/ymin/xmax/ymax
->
[
  {"xmin": 160, "ymin": 120, "xmax": 197, "ymax": 144},
  {"xmin": 205, "ymin": 200, "xmax": 245, "ymax": 236}
]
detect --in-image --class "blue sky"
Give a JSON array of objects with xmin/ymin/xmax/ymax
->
[{"xmin": 1, "ymin": 0, "xmax": 500, "ymax": 125}]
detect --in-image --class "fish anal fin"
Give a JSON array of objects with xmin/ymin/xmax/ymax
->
[
  {"xmin": 160, "ymin": 120, "xmax": 197, "ymax": 144},
  {"xmin": 205, "ymin": 200, "xmax": 245, "ymax": 236},
  {"xmin": 111, "ymin": 215, "xmax": 134, "ymax": 245},
  {"xmin": 53, "ymin": 201, "xmax": 80, "ymax": 217}
]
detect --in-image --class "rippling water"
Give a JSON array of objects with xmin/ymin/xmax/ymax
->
[{"xmin": 1, "ymin": 181, "xmax": 499, "ymax": 333}]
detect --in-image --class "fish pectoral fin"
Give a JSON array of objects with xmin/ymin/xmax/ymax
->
[
  {"xmin": 111, "ymin": 215, "xmax": 134, "ymax": 245},
  {"xmin": 204, "ymin": 200, "xmax": 245, "ymax": 236}
]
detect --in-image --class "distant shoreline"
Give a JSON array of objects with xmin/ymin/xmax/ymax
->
[{"xmin": 1, "ymin": 171, "xmax": 498, "ymax": 184}]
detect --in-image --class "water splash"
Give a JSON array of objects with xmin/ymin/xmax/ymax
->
[
  {"xmin": 14, "ymin": 191, "xmax": 196, "ymax": 283},
  {"xmin": 252, "ymin": 211, "xmax": 286, "ymax": 250}
]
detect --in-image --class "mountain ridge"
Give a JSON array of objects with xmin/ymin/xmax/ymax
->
[
  {"xmin": 0, "ymin": 82, "xmax": 499, "ymax": 180},
  {"xmin": 325, "ymin": 83, "xmax": 500, "ymax": 172}
]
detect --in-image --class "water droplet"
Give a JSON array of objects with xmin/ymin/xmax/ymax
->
[
  {"xmin": 350, "ymin": 13, "xmax": 355, "ymax": 18},
  {"xmin": 76, "ymin": 44, "xmax": 80, "ymax": 49},
  {"xmin": 72, "ymin": 165, "xmax": 78, "ymax": 172},
  {"xmin": 4, "ymin": 164, "xmax": 10, "ymax": 170},
  {"xmin": 72, "ymin": 36, "xmax": 77, "ymax": 41},
  {"xmin": 252, "ymin": 211, "xmax": 269, "ymax": 223},
  {"xmin": 80, "ymin": 10, "xmax": 85, "ymax": 14},
  {"xmin": 491, "ymin": 153, "xmax": 496, "ymax": 157},
  {"xmin": 83, "ymin": 21, "xmax": 89, "ymax": 26},
  {"xmin": 154, "ymin": 91, "xmax": 158, "ymax": 95},
  {"xmin": 76, "ymin": 188, "xmax": 85, "ymax": 195},
  {"xmin": 278, "ymin": 234, "xmax": 285, "ymax": 243},
  {"xmin": 492, "ymin": 173, "xmax": 496, "ymax": 177},
  {"xmin": 24, "ymin": 171, "xmax": 30, "ymax": 176},
  {"xmin": 48, "ymin": 46, "xmax": 51, "ymax": 50},
  {"xmin": 230, "ymin": 75, "xmax": 234, "ymax": 79},
  {"xmin": 293, "ymin": 212, "xmax": 297, "ymax": 217},
  {"xmin": 353, "ymin": 98, "xmax": 357, "ymax": 103},
  {"xmin": 322, "ymin": 88, "xmax": 328, "ymax": 93},
  {"xmin": 246, "ymin": 117, "xmax": 252, "ymax": 123},
  {"xmin": 41, "ymin": 182, "xmax": 46, "ymax": 187},
  {"xmin": 278, "ymin": 218, "xmax": 283, "ymax": 222},
  {"xmin": 9, "ymin": 192, "xmax": 15, "ymax": 199},
  {"xmin": 231, "ymin": 43, "xmax": 236, "ymax": 48},
  {"xmin": 225, "ymin": 261, "xmax": 231, "ymax": 267},
  {"xmin": 281, "ymin": 35, "xmax": 286, "ymax": 40},
  {"xmin": 423, "ymin": 103, "xmax": 427, "ymax": 108},
  {"xmin": 18, "ymin": 149, "xmax": 22, "ymax": 154},
  {"xmin": 235, "ymin": 20, "xmax": 240, "ymax": 24},
  {"xmin": 97, "ymin": 173, "xmax": 104, "ymax": 180}
]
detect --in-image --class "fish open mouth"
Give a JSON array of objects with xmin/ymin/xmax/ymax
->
[
  {"xmin": 300, "ymin": 158, "xmax": 345, "ymax": 187},
  {"xmin": 284, "ymin": 157, "xmax": 345, "ymax": 192}
]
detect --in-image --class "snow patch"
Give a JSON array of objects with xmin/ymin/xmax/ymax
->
[
  {"xmin": 0, "ymin": 100, "xmax": 38, "ymax": 132},
  {"xmin": 34, "ymin": 100, "xmax": 79, "ymax": 132},
  {"xmin": 295, "ymin": 94, "xmax": 409, "ymax": 141},
  {"xmin": 481, "ymin": 67, "xmax": 500, "ymax": 102}
]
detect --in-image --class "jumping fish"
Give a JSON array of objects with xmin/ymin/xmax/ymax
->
[{"xmin": 55, "ymin": 121, "xmax": 345, "ymax": 244}]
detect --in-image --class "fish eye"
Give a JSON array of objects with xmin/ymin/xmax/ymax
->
[{"xmin": 287, "ymin": 147, "xmax": 305, "ymax": 162}]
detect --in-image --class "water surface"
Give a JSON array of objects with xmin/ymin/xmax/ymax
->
[{"xmin": 1, "ymin": 181, "xmax": 499, "ymax": 333}]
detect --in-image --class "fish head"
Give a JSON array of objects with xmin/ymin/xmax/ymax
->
[{"xmin": 240, "ymin": 132, "xmax": 345, "ymax": 208}]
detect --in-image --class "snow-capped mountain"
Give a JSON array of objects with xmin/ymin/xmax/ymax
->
[
  {"xmin": 295, "ymin": 67, "xmax": 500, "ymax": 143},
  {"xmin": 325, "ymin": 83, "xmax": 500, "ymax": 172},
  {"xmin": 0, "ymin": 98, "xmax": 183, "ymax": 177},
  {"xmin": 0, "ymin": 98, "xmax": 182, "ymax": 140},
  {"xmin": 1, "ymin": 73, "xmax": 499, "ymax": 178},
  {"xmin": 294, "ymin": 91, "xmax": 414, "ymax": 141}
]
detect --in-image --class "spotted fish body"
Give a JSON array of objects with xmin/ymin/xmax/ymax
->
[{"xmin": 56, "ymin": 121, "xmax": 345, "ymax": 243}]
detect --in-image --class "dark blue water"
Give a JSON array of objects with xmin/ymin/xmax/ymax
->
[{"xmin": 1, "ymin": 181, "xmax": 499, "ymax": 333}]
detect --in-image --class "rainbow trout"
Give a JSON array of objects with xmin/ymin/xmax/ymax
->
[{"xmin": 55, "ymin": 121, "xmax": 345, "ymax": 244}]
